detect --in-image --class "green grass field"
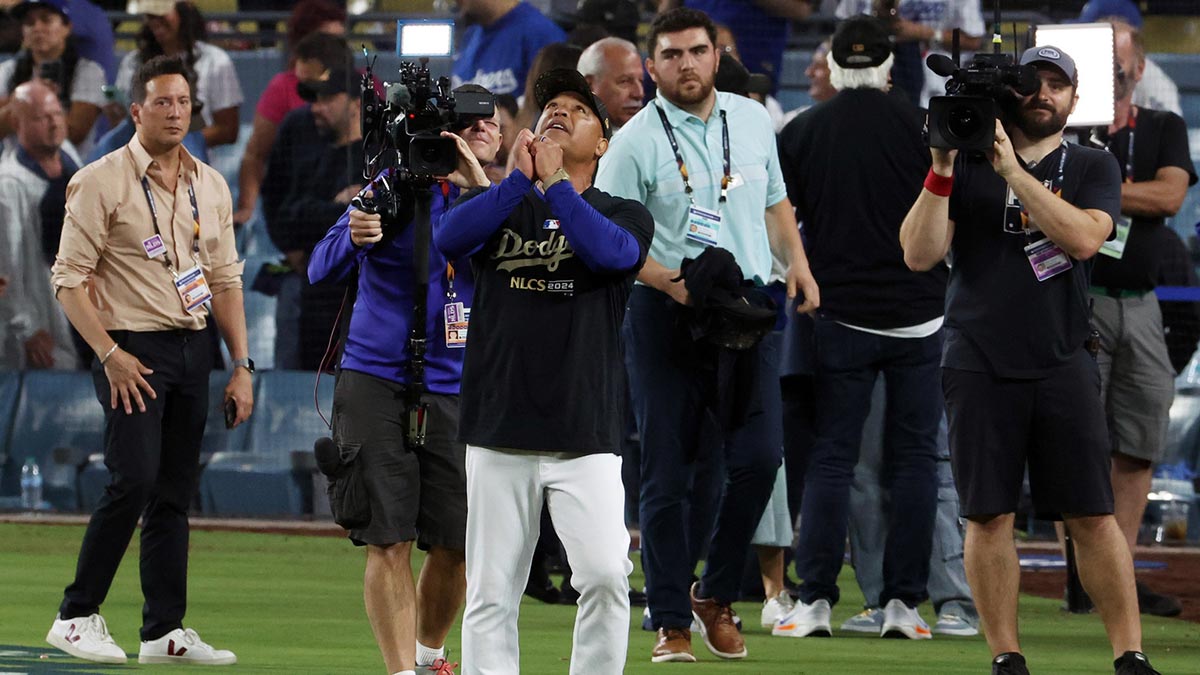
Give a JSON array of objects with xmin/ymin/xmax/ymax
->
[{"xmin": 1, "ymin": 523, "xmax": 1197, "ymax": 674}]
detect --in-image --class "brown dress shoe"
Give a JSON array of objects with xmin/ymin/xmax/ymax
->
[
  {"xmin": 651, "ymin": 628, "xmax": 696, "ymax": 663},
  {"xmin": 690, "ymin": 582, "xmax": 747, "ymax": 659}
]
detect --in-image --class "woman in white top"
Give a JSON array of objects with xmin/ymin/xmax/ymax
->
[
  {"xmin": 117, "ymin": 0, "xmax": 243, "ymax": 147},
  {"xmin": 0, "ymin": 0, "xmax": 106, "ymax": 150}
]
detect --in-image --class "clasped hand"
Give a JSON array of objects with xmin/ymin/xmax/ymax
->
[{"xmin": 512, "ymin": 128, "xmax": 565, "ymax": 183}]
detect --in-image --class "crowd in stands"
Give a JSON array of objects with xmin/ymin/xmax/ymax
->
[{"xmin": 1, "ymin": 1, "xmax": 1197, "ymax": 674}]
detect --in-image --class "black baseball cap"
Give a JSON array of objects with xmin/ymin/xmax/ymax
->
[
  {"xmin": 1020, "ymin": 45, "xmax": 1078, "ymax": 85},
  {"xmin": 831, "ymin": 16, "xmax": 892, "ymax": 69},
  {"xmin": 12, "ymin": 0, "xmax": 71, "ymax": 22},
  {"xmin": 297, "ymin": 67, "xmax": 353, "ymax": 102},
  {"xmin": 534, "ymin": 68, "xmax": 612, "ymax": 139}
]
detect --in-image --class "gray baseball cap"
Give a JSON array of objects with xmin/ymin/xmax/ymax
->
[{"xmin": 1020, "ymin": 45, "xmax": 1078, "ymax": 85}]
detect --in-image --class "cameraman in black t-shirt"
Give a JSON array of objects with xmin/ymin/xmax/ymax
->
[
  {"xmin": 1075, "ymin": 18, "xmax": 1198, "ymax": 619},
  {"xmin": 900, "ymin": 46, "xmax": 1161, "ymax": 675}
]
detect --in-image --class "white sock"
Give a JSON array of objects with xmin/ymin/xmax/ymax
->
[
  {"xmin": 415, "ymin": 641, "xmax": 445, "ymax": 666},
  {"xmin": 392, "ymin": 671, "xmax": 416, "ymax": 675}
]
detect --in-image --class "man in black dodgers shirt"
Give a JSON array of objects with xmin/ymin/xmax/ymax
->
[
  {"xmin": 435, "ymin": 68, "xmax": 653, "ymax": 675},
  {"xmin": 900, "ymin": 46, "xmax": 1161, "ymax": 675}
]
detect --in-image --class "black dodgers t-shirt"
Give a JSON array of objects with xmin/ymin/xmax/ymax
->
[
  {"xmin": 457, "ymin": 186, "xmax": 654, "ymax": 454},
  {"xmin": 778, "ymin": 88, "xmax": 947, "ymax": 329},
  {"xmin": 1080, "ymin": 108, "xmax": 1198, "ymax": 291},
  {"xmin": 945, "ymin": 143, "xmax": 1122, "ymax": 378}
]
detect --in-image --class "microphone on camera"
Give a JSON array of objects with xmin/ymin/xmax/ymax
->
[
  {"xmin": 314, "ymin": 437, "xmax": 340, "ymax": 477},
  {"xmin": 926, "ymin": 53, "xmax": 959, "ymax": 78}
]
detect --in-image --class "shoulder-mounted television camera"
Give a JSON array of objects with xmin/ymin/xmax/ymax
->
[
  {"xmin": 925, "ymin": 2, "xmax": 1039, "ymax": 151},
  {"xmin": 352, "ymin": 52, "xmax": 495, "ymax": 223}
]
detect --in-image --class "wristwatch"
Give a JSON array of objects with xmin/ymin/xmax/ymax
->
[
  {"xmin": 233, "ymin": 357, "xmax": 255, "ymax": 374},
  {"xmin": 542, "ymin": 168, "xmax": 570, "ymax": 191}
]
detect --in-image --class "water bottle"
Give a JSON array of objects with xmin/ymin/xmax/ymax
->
[{"xmin": 20, "ymin": 457, "xmax": 43, "ymax": 511}]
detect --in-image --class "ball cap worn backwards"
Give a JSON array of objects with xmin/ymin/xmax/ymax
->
[{"xmin": 831, "ymin": 16, "xmax": 892, "ymax": 69}]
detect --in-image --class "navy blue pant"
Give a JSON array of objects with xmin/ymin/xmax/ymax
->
[
  {"xmin": 60, "ymin": 329, "xmax": 211, "ymax": 641},
  {"xmin": 795, "ymin": 319, "xmax": 941, "ymax": 608},
  {"xmin": 623, "ymin": 286, "xmax": 782, "ymax": 630}
]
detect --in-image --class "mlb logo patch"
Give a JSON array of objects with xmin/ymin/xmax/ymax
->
[{"xmin": 543, "ymin": 219, "xmax": 560, "ymax": 230}]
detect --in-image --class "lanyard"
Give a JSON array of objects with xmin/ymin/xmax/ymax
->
[
  {"xmin": 1118, "ymin": 107, "xmax": 1137, "ymax": 181},
  {"xmin": 141, "ymin": 175, "xmax": 200, "ymax": 277},
  {"xmin": 1049, "ymin": 139, "xmax": 1068, "ymax": 195},
  {"xmin": 654, "ymin": 102, "xmax": 731, "ymax": 210},
  {"xmin": 1092, "ymin": 107, "xmax": 1136, "ymax": 181}
]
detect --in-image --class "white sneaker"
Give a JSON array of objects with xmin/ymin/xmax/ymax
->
[
  {"xmin": 932, "ymin": 611, "xmax": 979, "ymax": 636},
  {"xmin": 46, "ymin": 614, "xmax": 128, "ymax": 664},
  {"xmin": 881, "ymin": 599, "xmax": 932, "ymax": 640},
  {"xmin": 760, "ymin": 591, "xmax": 796, "ymax": 628},
  {"xmin": 840, "ymin": 607, "xmax": 884, "ymax": 633},
  {"xmin": 138, "ymin": 628, "xmax": 237, "ymax": 665},
  {"xmin": 772, "ymin": 599, "xmax": 832, "ymax": 638}
]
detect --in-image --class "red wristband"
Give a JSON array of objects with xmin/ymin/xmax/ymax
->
[{"xmin": 923, "ymin": 169, "xmax": 953, "ymax": 197}]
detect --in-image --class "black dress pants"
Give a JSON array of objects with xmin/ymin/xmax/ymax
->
[{"xmin": 59, "ymin": 328, "xmax": 212, "ymax": 641}]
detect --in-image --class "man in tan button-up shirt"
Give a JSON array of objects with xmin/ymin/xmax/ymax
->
[{"xmin": 45, "ymin": 54, "xmax": 251, "ymax": 667}]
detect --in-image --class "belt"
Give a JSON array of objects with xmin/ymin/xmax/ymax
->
[{"xmin": 1089, "ymin": 286, "xmax": 1147, "ymax": 299}]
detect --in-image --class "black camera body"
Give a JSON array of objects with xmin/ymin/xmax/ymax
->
[
  {"xmin": 927, "ymin": 51, "xmax": 1039, "ymax": 151},
  {"xmin": 352, "ymin": 56, "xmax": 494, "ymax": 224}
]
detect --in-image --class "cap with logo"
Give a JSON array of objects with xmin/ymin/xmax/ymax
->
[
  {"xmin": 1020, "ymin": 45, "xmax": 1078, "ymax": 86},
  {"xmin": 297, "ymin": 68, "xmax": 353, "ymax": 102},
  {"xmin": 12, "ymin": 0, "xmax": 71, "ymax": 22},
  {"xmin": 127, "ymin": 0, "xmax": 176, "ymax": 16},
  {"xmin": 831, "ymin": 16, "xmax": 892, "ymax": 69},
  {"xmin": 534, "ymin": 68, "xmax": 612, "ymax": 139}
]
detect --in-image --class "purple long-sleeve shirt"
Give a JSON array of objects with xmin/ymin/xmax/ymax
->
[{"xmin": 309, "ymin": 182, "xmax": 473, "ymax": 394}]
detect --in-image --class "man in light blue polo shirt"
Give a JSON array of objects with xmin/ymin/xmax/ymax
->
[{"xmin": 595, "ymin": 6, "xmax": 819, "ymax": 664}]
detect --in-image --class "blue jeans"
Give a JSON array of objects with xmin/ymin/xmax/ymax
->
[
  {"xmin": 623, "ymin": 286, "xmax": 782, "ymax": 630},
  {"xmin": 848, "ymin": 376, "xmax": 976, "ymax": 616},
  {"xmin": 795, "ymin": 320, "xmax": 941, "ymax": 607}
]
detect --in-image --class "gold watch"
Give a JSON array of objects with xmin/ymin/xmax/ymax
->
[{"xmin": 542, "ymin": 168, "xmax": 570, "ymax": 191}]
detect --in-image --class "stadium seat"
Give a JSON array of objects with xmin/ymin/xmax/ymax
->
[
  {"xmin": 5, "ymin": 371, "xmax": 104, "ymax": 511},
  {"xmin": 242, "ymin": 257, "xmax": 281, "ymax": 372},
  {"xmin": 0, "ymin": 371, "xmax": 24, "ymax": 498},
  {"xmin": 78, "ymin": 369, "xmax": 256, "ymax": 512},
  {"xmin": 200, "ymin": 370, "xmax": 334, "ymax": 516}
]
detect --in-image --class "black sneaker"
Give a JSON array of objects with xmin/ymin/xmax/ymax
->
[
  {"xmin": 1136, "ymin": 581, "xmax": 1182, "ymax": 617},
  {"xmin": 1114, "ymin": 651, "xmax": 1162, "ymax": 675},
  {"xmin": 992, "ymin": 652, "xmax": 1030, "ymax": 675}
]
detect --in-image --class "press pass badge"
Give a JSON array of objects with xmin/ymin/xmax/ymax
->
[
  {"xmin": 444, "ymin": 301, "xmax": 469, "ymax": 348},
  {"xmin": 1098, "ymin": 215, "xmax": 1132, "ymax": 259},
  {"xmin": 175, "ymin": 264, "xmax": 213, "ymax": 312},
  {"xmin": 142, "ymin": 234, "xmax": 167, "ymax": 259},
  {"xmin": 1025, "ymin": 238, "xmax": 1073, "ymax": 282},
  {"xmin": 686, "ymin": 205, "xmax": 721, "ymax": 246}
]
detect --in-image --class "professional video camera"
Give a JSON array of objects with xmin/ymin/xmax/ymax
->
[
  {"xmin": 925, "ymin": 2, "xmax": 1039, "ymax": 151},
  {"xmin": 352, "ymin": 53, "xmax": 494, "ymax": 222}
]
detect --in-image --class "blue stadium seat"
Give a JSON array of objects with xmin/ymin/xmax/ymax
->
[
  {"xmin": 5, "ymin": 371, "xmax": 104, "ymax": 510},
  {"xmin": 242, "ymin": 258, "xmax": 280, "ymax": 372},
  {"xmin": 76, "ymin": 370, "xmax": 254, "ymax": 513},
  {"xmin": 0, "ymin": 370, "xmax": 24, "ymax": 497},
  {"xmin": 249, "ymin": 370, "xmax": 335, "ymax": 453},
  {"xmin": 199, "ymin": 451, "xmax": 307, "ymax": 516},
  {"xmin": 200, "ymin": 370, "xmax": 334, "ymax": 516}
]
